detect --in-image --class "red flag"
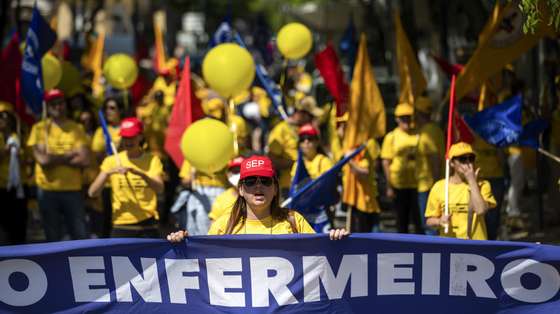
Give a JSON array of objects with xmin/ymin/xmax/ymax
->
[
  {"xmin": 454, "ymin": 112, "xmax": 475, "ymax": 144},
  {"xmin": 164, "ymin": 57, "xmax": 204, "ymax": 168},
  {"xmin": 431, "ymin": 54, "xmax": 464, "ymax": 77},
  {"xmin": 0, "ymin": 33, "xmax": 34, "ymax": 125},
  {"xmin": 314, "ymin": 43, "xmax": 349, "ymax": 116}
]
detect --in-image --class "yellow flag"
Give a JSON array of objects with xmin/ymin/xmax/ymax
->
[
  {"xmin": 455, "ymin": 2, "xmax": 555, "ymax": 101},
  {"xmin": 394, "ymin": 11, "xmax": 427, "ymax": 105},
  {"xmin": 154, "ymin": 22, "xmax": 167, "ymax": 73},
  {"xmin": 91, "ymin": 30, "xmax": 105, "ymax": 98},
  {"xmin": 342, "ymin": 34, "xmax": 385, "ymax": 213},
  {"xmin": 343, "ymin": 34, "xmax": 386, "ymax": 150}
]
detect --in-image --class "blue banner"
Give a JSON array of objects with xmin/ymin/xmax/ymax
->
[
  {"xmin": 2, "ymin": 235, "xmax": 558, "ymax": 313},
  {"xmin": 21, "ymin": 5, "xmax": 57, "ymax": 116}
]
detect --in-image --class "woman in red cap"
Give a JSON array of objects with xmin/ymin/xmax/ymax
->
[
  {"xmin": 88, "ymin": 117, "xmax": 164, "ymax": 238},
  {"xmin": 168, "ymin": 155, "xmax": 348, "ymax": 240}
]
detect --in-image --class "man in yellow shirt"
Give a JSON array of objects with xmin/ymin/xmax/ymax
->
[
  {"xmin": 425, "ymin": 142, "xmax": 496, "ymax": 240},
  {"xmin": 27, "ymin": 90, "xmax": 91, "ymax": 241},
  {"xmin": 381, "ymin": 103, "xmax": 423, "ymax": 234},
  {"xmin": 268, "ymin": 96, "xmax": 323, "ymax": 196},
  {"xmin": 414, "ymin": 97, "xmax": 444, "ymax": 235},
  {"xmin": 88, "ymin": 117, "xmax": 164, "ymax": 238}
]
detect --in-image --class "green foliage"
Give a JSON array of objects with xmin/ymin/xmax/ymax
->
[{"xmin": 517, "ymin": 0, "xmax": 560, "ymax": 33}]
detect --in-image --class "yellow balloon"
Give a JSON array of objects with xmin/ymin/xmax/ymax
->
[
  {"xmin": 181, "ymin": 118, "xmax": 234, "ymax": 173},
  {"xmin": 202, "ymin": 43, "xmax": 255, "ymax": 98},
  {"xmin": 42, "ymin": 54, "xmax": 62, "ymax": 91},
  {"xmin": 103, "ymin": 54, "xmax": 138, "ymax": 89},
  {"xmin": 56, "ymin": 61, "xmax": 81, "ymax": 95},
  {"xmin": 277, "ymin": 23, "xmax": 313, "ymax": 60}
]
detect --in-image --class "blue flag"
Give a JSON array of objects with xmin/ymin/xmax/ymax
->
[
  {"xmin": 208, "ymin": 21, "xmax": 233, "ymax": 48},
  {"xmin": 284, "ymin": 145, "xmax": 365, "ymax": 216},
  {"xmin": 339, "ymin": 18, "xmax": 357, "ymax": 81},
  {"xmin": 98, "ymin": 110, "xmax": 114, "ymax": 155},
  {"xmin": 464, "ymin": 95, "xmax": 523, "ymax": 147},
  {"xmin": 518, "ymin": 118, "xmax": 549, "ymax": 149},
  {"xmin": 21, "ymin": 5, "xmax": 57, "ymax": 116},
  {"xmin": 289, "ymin": 150, "xmax": 311, "ymax": 197}
]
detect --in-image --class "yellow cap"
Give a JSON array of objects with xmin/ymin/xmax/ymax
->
[
  {"xmin": 414, "ymin": 96, "xmax": 432, "ymax": 114},
  {"xmin": 394, "ymin": 103, "xmax": 414, "ymax": 117},
  {"xmin": 295, "ymin": 96, "xmax": 324, "ymax": 117},
  {"xmin": 203, "ymin": 98, "xmax": 225, "ymax": 119},
  {"xmin": 448, "ymin": 142, "xmax": 476, "ymax": 159},
  {"xmin": 233, "ymin": 89, "xmax": 250, "ymax": 105},
  {"xmin": 0, "ymin": 101, "xmax": 14, "ymax": 112}
]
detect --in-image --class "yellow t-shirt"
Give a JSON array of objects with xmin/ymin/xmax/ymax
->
[
  {"xmin": 151, "ymin": 76, "xmax": 177, "ymax": 107},
  {"xmin": 208, "ymin": 211, "xmax": 315, "ymax": 235},
  {"xmin": 425, "ymin": 179, "xmax": 497, "ymax": 240},
  {"xmin": 267, "ymin": 121, "xmax": 298, "ymax": 189},
  {"xmin": 179, "ymin": 160, "xmax": 228, "ymax": 188},
  {"xmin": 100, "ymin": 151, "xmax": 163, "ymax": 225},
  {"xmin": 472, "ymin": 137, "xmax": 503, "ymax": 179},
  {"xmin": 290, "ymin": 153, "xmax": 334, "ymax": 180},
  {"xmin": 417, "ymin": 123, "xmax": 445, "ymax": 192},
  {"xmin": 342, "ymin": 139, "xmax": 381, "ymax": 213},
  {"xmin": 91, "ymin": 125, "xmax": 121, "ymax": 153},
  {"xmin": 209, "ymin": 187, "xmax": 238, "ymax": 221},
  {"xmin": 27, "ymin": 119, "xmax": 88, "ymax": 191},
  {"xmin": 381, "ymin": 128, "xmax": 419, "ymax": 189}
]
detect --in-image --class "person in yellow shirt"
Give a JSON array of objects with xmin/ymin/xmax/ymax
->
[
  {"xmin": 167, "ymin": 155, "xmax": 348, "ymax": 240},
  {"xmin": 268, "ymin": 96, "xmax": 323, "ymax": 196},
  {"xmin": 414, "ymin": 97, "xmax": 444, "ymax": 235},
  {"xmin": 91, "ymin": 97, "xmax": 124, "ymax": 237},
  {"xmin": 289, "ymin": 124, "xmax": 334, "ymax": 233},
  {"xmin": 0, "ymin": 105, "xmax": 26, "ymax": 244},
  {"xmin": 27, "ymin": 90, "xmax": 91, "ymax": 242},
  {"xmin": 472, "ymin": 136, "xmax": 506, "ymax": 240},
  {"xmin": 88, "ymin": 117, "xmax": 164, "ymax": 238},
  {"xmin": 425, "ymin": 142, "xmax": 497, "ymax": 240},
  {"xmin": 209, "ymin": 156, "xmax": 244, "ymax": 222},
  {"xmin": 201, "ymin": 97, "xmax": 250, "ymax": 155},
  {"xmin": 381, "ymin": 103, "xmax": 423, "ymax": 234}
]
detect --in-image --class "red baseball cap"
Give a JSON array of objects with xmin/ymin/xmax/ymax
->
[
  {"xmin": 119, "ymin": 117, "xmax": 143, "ymax": 138},
  {"xmin": 44, "ymin": 89, "xmax": 65, "ymax": 102},
  {"xmin": 240, "ymin": 155, "xmax": 275, "ymax": 179},
  {"xmin": 228, "ymin": 156, "xmax": 245, "ymax": 169},
  {"xmin": 298, "ymin": 123, "xmax": 319, "ymax": 137}
]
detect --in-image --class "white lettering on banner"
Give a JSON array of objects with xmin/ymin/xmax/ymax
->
[
  {"xmin": 377, "ymin": 253, "xmax": 415, "ymax": 295},
  {"xmin": 68, "ymin": 256, "xmax": 110, "ymax": 302},
  {"xmin": 26, "ymin": 29, "xmax": 39, "ymax": 51},
  {"xmin": 449, "ymin": 254, "xmax": 497, "ymax": 299},
  {"xmin": 206, "ymin": 258, "xmax": 245, "ymax": 307},
  {"xmin": 422, "ymin": 254, "xmax": 441, "ymax": 295},
  {"xmin": 22, "ymin": 61, "xmax": 38, "ymax": 75},
  {"xmin": 250, "ymin": 257, "xmax": 298, "ymax": 307},
  {"xmin": 246, "ymin": 160, "xmax": 264, "ymax": 169},
  {"xmin": 164, "ymin": 259, "xmax": 200, "ymax": 304},
  {"xmin": 501, "ymin": 259, "xmax": 560, "ymax": 303},
  {"xmin": 111, "ymin": 257, "xmax": 162, "ymax": 303},
  {"xmin": 0, "ymin": 259, "xmax": 47, "ymax": 306},
  {"xmin": 303, "ymin": 255, "xmax": 368, "ymax": 302}
]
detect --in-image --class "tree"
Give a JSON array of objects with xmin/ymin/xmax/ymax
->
[{"xmin": 518, "ymin": 0, "xmax": 560, "ymax": 33}]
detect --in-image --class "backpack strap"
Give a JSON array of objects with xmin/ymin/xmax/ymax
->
[{"xmin": 287, "ymin": 210, "xmax": 299, "ymax": 234}]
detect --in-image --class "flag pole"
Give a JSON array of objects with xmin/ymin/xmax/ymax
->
[
  {"xmin": 444, "ymin": 75, "xmax": 457, "ymax": 234},
  {"xmin": 537, "ymin": 147, "xmax": 560, "ymax": 164}
]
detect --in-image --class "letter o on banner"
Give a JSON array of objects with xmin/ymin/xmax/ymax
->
[
  {"xmin": 501, "ymin": 259, "xmax": 560, "ymax": 303},
  {"xmin": 0, "ymin": 259, "xmax": 48, "ymax": 306}
]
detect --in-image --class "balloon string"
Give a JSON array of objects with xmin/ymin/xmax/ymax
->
[{"xmin": 228, "ymin": 98, "xmax": 239, "ymax": 155}]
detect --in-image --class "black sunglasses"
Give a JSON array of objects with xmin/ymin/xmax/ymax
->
[
  {"xmin": 454, "ymin": 154, "xmax": 476, "ymax": 164},
  {"xmin": 242, "ymin": 176, "xmax": 274, "ymax": 187}
]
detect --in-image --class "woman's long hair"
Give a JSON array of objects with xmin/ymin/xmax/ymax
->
[{"xmin": 224, "ymin": 176, "xmax": 288, "ymax": 234}]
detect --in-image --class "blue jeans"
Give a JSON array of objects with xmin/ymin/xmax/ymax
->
[
  {"xmin": 37, "ymin": 189, "xmax": 87, "ymax": 242},
  {"xmin": 418, "ymin": 191, "xmax": 438, "ymax": 235},
  {"xmin": 485, "ymin": 177, "xmax": 505, "ymax": 240}
]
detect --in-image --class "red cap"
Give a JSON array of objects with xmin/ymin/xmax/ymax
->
[
  {"xmin": 44, "ymin": 89, "xmax": 65, "ymax": 102},
  {"xmin": 298, "ymin": 123, "xmax": 319, "ymax": 137},
  {"xmin": 228, "ymin": 156, "xmax": 245, "ymax": 169},
  {"xmin": 119, "ymin": 117, "xmax": 143, "ymax": 138},
  {"xmin": 240, "ymin": 155, "xmax": 275, "ymax": 180}
]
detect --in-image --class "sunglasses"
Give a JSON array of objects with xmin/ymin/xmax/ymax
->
[
  {"xmin": 299, "ymin": 135, "xmax": 318, "ymax": 143},
  {"xmin": 106, "ymin": 105, "xmax": 118, "ymax": 111},
  {"xmin": 454, "ymin": 154, "xmax": 476, "ymax": 164},
  {"xmin": 242, "ymin": 176, "xmax": 273, "ymax": 187}
]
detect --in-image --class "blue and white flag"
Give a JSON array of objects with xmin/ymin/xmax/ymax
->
[
  {"xmin": 98, "ymin": 110, "xmax": 115, "ymax": 155},
  {"xmin": 208, "ymin": 21, "xmax": 233, "ymax": 48},
  {"xmin": 2, "ymin": 235, "xmax": 560, "ymax": 313},
  {"xmin": 21, "ymin": 5, "xmax": 57, "ymax": 116},
  {"xmin": 284, "ymin": 145, "xmax": 365, "ymax": 223}
]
